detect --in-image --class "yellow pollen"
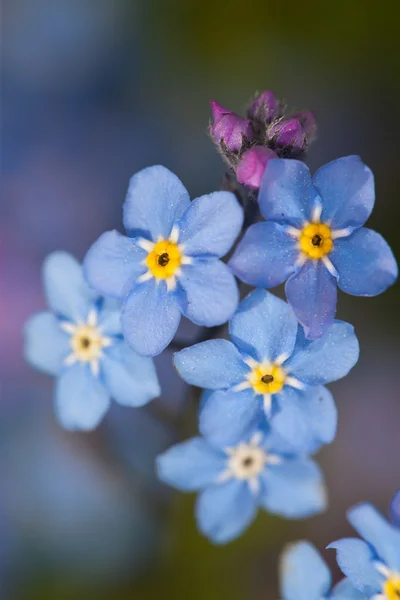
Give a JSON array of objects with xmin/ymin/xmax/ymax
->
[
  {"xmin": 299, "ymin": 223, "xmax": 333, "ymax": 259},
  {"xmin": 384, "ymin": 576, "xmax": 400, "ymax": 600},
  {"xmin": 146, "ymin": 240, "xmax": 182, "ymax": 279},
  {"xmin": 70, "ymin": 324, "xmax": 105, "ymax": 361},
  {"xmin": 248, "ymin": 363, "xmax": 286, "ymax": 394}
]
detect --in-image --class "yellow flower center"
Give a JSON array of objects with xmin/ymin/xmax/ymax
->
[
  {"xmin": 248, "ymin": 363, "xmax": 286, "ymax": 394},
  {"xmin": 70, "ymin": 324, "xmax": 105, "ymax": 361},
  {"xmin": 145, "ymin": 240, "xmax": 182, "ymax": 279},
  {"xmin": 299, "ymin": 223, "xmax": 333, "ymax": 259},
  {"xmin": 384, "ymin": 576, "xmax": 400, "ymax": 600}
]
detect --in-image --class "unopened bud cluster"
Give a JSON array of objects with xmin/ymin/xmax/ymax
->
[{"xmin": 210, "ymin": 91, "xmax": 317, "ymax": 189}]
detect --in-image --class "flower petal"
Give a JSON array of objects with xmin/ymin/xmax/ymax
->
[
  {"xmin": 84, "ymin": 230, "xmax": 146, "ymax": 299},
  {"xmin": 157, "ymin": 437, "xmax": 225, "ymax": 491},
  {"xmin": 174, "ymin": 339, "xmax": 248, "ymax": 389},
  {"xmin": 279, "ymin": 541, "xmax": 331, "ymax": 600},
  {"xmin": 24, "ymin": 311, "xmax": 70, "ymax": 376},
  {"xmin": 229, "ymin": 289, "xmax": 298, "ymax": 362},
  {"xmin": 272, "ymin": 386, "xmax": 337, "ymax": 454},
  {"xmin": 330, "ymin": 228, "xmax": 398, "ymax": 296},
  {"xmin": 260, "ymin": 459, "xmax": 326, "ymax": 518},
  {"xmin": 121, "ymin": 279, "xmax": 181, "ymax": 357},
  {"xmin": 258, "ymin": 159, "xmax": 319, "ymax": 226},
  {"xmin": 313, "ymin": 156, "xmax": 375, "ymax": 230},
  {"xmin": 43, "ymin": 251, "xmax": 95, "ymax": 322},
  {"xmin": 199, "ymin": 389, "xmax": 262, "ymax": 447},
  {"xmin": 55, "ymin": 363, "xmax": 110, "ymax": 430},
  {"xmin": 284, "ymin": 320, "xmax": 359, "ymax": 385},
  {"xmin": 348, "ymin": 503, "xmax": 400, "ymax": 571},
  {"xmin": 229, "ymin": 222, "xmax": 298, "ymax": 288},
  {"xmin": 178, "ymin": 191, "xmax": 243, "ymax": 257},
  {"xmin": 196, "ymin": 479, "xmax": 257, "ymax": 544},
  {"xmin": 285, "ymin": 260, "xmax": 337, "ymax": 340},
  {"xmin": 331, "ymin": 577, "xmax": 368, "ymax": 600},
  {"xmin": 327, "ymin": 539, "xmax": 382, "ymax": 596},
  {"xmin": 178, "ymin": 259, "xmax": 239, "ymax": 326},
  {"xmin": 97, "ymin": 308, "xmax": 122, "ymax": 336},
  {"xmin": 123, "ymin": 165, "xmax": 190, "ymax": 239},
  {"xmin": 102, "ymin": 341, "xmax": 160, "ymax": 407},
  {"xmin": 390, "ymin": 490, "xmax": 400, "ymax": 529}
]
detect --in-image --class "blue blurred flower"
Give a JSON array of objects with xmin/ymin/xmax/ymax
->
[
  {"xmin": 174, "ymin": 289, "xmax": 359, "ymax": 449},
  {"xmin": 390, "ymin": 490, "xmax": 400, "ymax": 528},
  {"xmin": 280, "ymin": 541, "xmax": 366, "ymax": 600},
  {"xmin": 157, "ymin": 426, "xmax": 326, "ymax": 544},
  {"xmin": 230, "ymin": 156, "xmax": 398, "ymax": 339},
  {"xmin": 84, "ymin": 165, "xmax": 243, "ymax": 356},
  {"xmin": 24, "ymin": 252, "xmax": 160, "ymax": 430},
  {"xmin": 329, "ymin": 500, "xmax": 400, "ymax": 599}
]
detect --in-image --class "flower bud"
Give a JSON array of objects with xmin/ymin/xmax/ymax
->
[
  {"xmin": 292, "ymin": 110, "xmax": 317, "ymax": 141},
  {"xmin": 268, "ymin": 118, "xmax": 307, "ymax": 157},
  {"xmin": 210, "ymin": 100, "xmax": 254, "ymax": 153},
  {"xmin": 236, "ymin": 146, "xmax": 278, "ymax": 190},
  {"xmin": 247, "ymin": 90, "xmax": 280, "ymax": 124}
]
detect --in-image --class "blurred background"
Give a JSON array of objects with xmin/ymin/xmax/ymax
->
[{"xmin": 1, "ymin": 0, "xmax": 400, "ymax": 598}]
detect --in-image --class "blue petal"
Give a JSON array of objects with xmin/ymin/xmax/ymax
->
[
  {"xmin": 229, "ymin": 289, "xmax": 298, "ymax": 362},
  {"xmin": 284, "ymin": 320, "xmax": 359, "ymax": 385},
  {"xmin": 196, "ymin": 479, "xmax": 257, "ymax": 544},
  {"xmin": 24, "ymin": 311, "xmax": 70, "ymax": 376},
  {"xmin": 199, "ymin": 389, "xmax": 263, "ymax": 447},
  {"xmin": 313, "ymin": 156, "xmax": 375, "ymax": 230},
  {"xmin": 123, "ymin": 165, "xmax": 190, "ymax": 239},
  {"xmin": 121, "ymin": 279, "xmax": 181, "ymax": 357},
  {"xmin": 330, "ymin": 228, "xmax": 398, "ymax": 296},
  {"xmin": 331, "ymin": 577, "xmax": 368, "ymax": 600},
  {"xmin": 43, "ymin": 251, "xmax": 95, "ymax": 322},
  {"xmin": 157, "ymin": 437, "xmax": 225, "ymax": 491},
  {"xmin": 178, "ymin": 259, "xmax": 239, "ymax": 326},
  {"xmin": 272, "ymin": 386, "xmax": 337, "ymax": 454},
  {"xmin": 178, "ymin": 191, "xmax": 243, "ymax": 257},
  {"xmin": 174, "ymin": 339, "xmax": 248, "ymax": 389},
  {"xmin": 285, "ymin": 260, "xmax": 337, "ymax": 340},
  {"xmin": 327, "ymin": 539, "xmax": 382, "ymax": 596},
  {"xmin": 229, "ymin": 222, "xmax": 298, "ymax": 288},
  {"xmin": 390, "ymin": 490, "xmax": 400, "ymax": 528},
  {"xmin": 260, "ymin": 459, "xmax": 327, "ymax": 518},
  {"xmin": 55, "ymin": 363, "xmax": 110, "ymax": 430},
  {"xmin": 84, "ymin": 230, "xmax": 147, "ymax": 299},
  {"xmin": 279, "ymin": 541, "xmax": 331, "ymax": 600},
  {"xmin": 258, "ymin": 159, "xmax": 319, "ymax": 226},
  {"xmin": 348, "ymin": 503, "xmax": 400, "ymax": 571},
  {"xmin": 102, "ymin": 341, "xmax": 160, "ymax": 407},
  {"xmin": 97, "ymin": 308, "xmax": 122, "ymax": 337}
]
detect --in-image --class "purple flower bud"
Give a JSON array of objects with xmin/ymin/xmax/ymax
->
[
  {"xmin": 292, "ymin": 110, "xmax": 317, "ymax": 141},
  {"xmin": 268, "ymin": 118, "xmax": 307, "ymax": 157},
  {"xmin": 247, "ymin": 90, "xmax": 280, "ymax": 123},
  {"xmin": 210, "ymin": 100, "xmax": 254, "ymax": 153},
  {"xmin": 236, "ymin": 146, "xmax": 278, "ymax": 190}
]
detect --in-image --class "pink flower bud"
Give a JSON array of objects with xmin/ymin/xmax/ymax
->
[
  {"xmin": 268, "ymin": 118, "xmax": 307, "ymax": 156},
  {"xmin": 210, "ymin": 100, "xmax": 254, "ymax": 153},
  {"xmin": 247, "ymin": 90, "xmax": 280, "ymax": 124},
  {"xmin": 236, "ymin": 146, "xmax": 278, "ymax": 190}
]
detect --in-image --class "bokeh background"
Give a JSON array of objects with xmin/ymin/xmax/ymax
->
[{"xmin": 1, "ymin": 1, "xmax": 400, "ymax": 598}]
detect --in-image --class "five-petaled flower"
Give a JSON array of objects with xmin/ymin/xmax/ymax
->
[
  {"xmin": 174, "ymin": 289, "xmax": 359, "ymax": 450},
  {"xmin": 329, "ymin": 498, "xmax": 400, "ymax": 600},
  {"xmin": 84, "ymin": 165, "xmax": 243, "ymax": 357},
  {"xmin": 280, "ymin": 541, "xmax": 365, "ymax": 600},
  {"xmin": 230, "ymin": 156, "xmax": 398, "ymax": 339},
  {"xmin": 24, "ymin": 252, "xmax": 160, "ymax": 430},
  {"xmin": 157, "ymin": 425, "xmax": 326, "ymax": 544}
]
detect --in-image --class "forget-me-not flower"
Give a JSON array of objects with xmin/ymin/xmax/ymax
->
[
  {"xmin": 230, "ymin": 156, "xmax": 398, "ymax": 339},
  {"xmin": 280, "ymin": 541, "xmax": 366, "ymax": 600},
  {"xmin": 84, "ymin": 165, "xmax": 243, "ymax": 356},
  {"xmin": 329, "ymin": 498, "xmax": 400, "ymax": 600},
  {"xmin": 157, "ymin": 425, "xmax": 326, "ymax": 544},
  {"xmin": 24, "ymin": 252, "xmax": 160, "ymax": 430},
  {"xmin": 174, "ymin": 289, "xmax": 359, "ymax": 449}
]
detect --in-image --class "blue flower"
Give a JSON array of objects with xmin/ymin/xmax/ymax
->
[
  {"xmin": 24, "ymin": 252, "xmax": 160, "ymax": 430},
  {"xmin": 157, "ymin": 426, "xmax": 326, "ymax": 544},
  {"xmin": 329, "ymin": 499, "xmax": 400, "ymax": 599},
  {"xmin": 280, "ymin": 541, "xmax": 366, "ymax": 600},
  {"xmin": 84, "ymin": 165, "xmax": 243, "ymax": 356},
  {"xmin": 174, "ymin": 289, "xmax": 359, "ymax": 450},
  {"xmin": 230, "ymin": 156, "xmax": 398, "ymax": 339}
]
